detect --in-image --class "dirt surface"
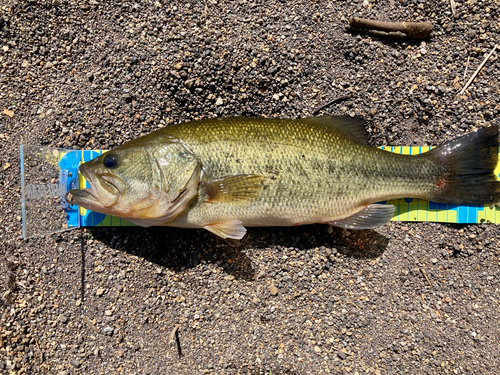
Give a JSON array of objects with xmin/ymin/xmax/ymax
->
[{"xmin": 1, "ymin": 1, "xmax": 500, "ymax": 374}]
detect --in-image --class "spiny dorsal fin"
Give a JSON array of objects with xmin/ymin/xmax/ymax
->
[
  {"xmin": 299, "ymin": 115, "xmax": 369, "ymax": 145},
  {"xmin": 328, "ymin": 204, "xmax": 396, "ymax": 229},
  {"xmin": 203, "ymin": 220, "xmax": 247, "ymax": 240},
  {"xmin": 201, "ymin": 174, "xmax": 265, "ymax": 204}
]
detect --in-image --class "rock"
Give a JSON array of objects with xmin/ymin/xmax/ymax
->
[
  {"xmin": 70, "ymin": 359, "xmax": 80, "ymax": 368},
  {"xmin": 269, "ymin": 285, "xmax": 279, "ymax": 296},
  {"xmin": 80, "ymin": 1, "xmax": 91, "ymax": 10},
  {"xmin": 96, "ymin": 287, "xmax": 105, "ymax": 296},
  {"xmin": 337, "ymin": 351, "xmax": 347, "ymax": 360},
  {"xmin": 215, "ymin": 97, "xmax": 223, "ymax": 106}
]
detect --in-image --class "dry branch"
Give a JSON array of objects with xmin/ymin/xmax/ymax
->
[
  {"xmin": 459, "ymin": 44, "xmax": 497, "ymax": 96},
  {"xmin": 349, "ymin": 18, "xmax": 433, "ymax": 39}
]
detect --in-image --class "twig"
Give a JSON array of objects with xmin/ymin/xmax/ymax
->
[
  {"xmin": 349, "ymin": 18, "xmax": 433, "ymax": 39},
  {"xmin": 419, "ymin": 268, "xmax": 432, "ymax": 287},
  {"xmin": 169, "ymin": 325, "xmax": 180, "ymax": 344},
  {"xmin": 34, "ymin": 337, "xmax": 44, "ymax": 363},
  {"xmin": 372, "ymin": 98, "xmax": 395, "ymax": 103},
  {"xmin": 312, "ymin": 95, "xmax": 350, "ymax": 115},
  {"xmin": 450, "ymin": 0, "xmax": 457, "ymax": 16},
  {"xmin": 463, "ymin": 56, "xmax": 470, "ymax": 82},
  {"xmin": 459, "ymin": 44, "xmax": 497, "ymax": 96},
  {"xmin": 82, "ymin": 315, "xmax": 100, "ymax": 335},
  {"xmin": 169, "ymin": 325, "xmax": 182, "ymax": 358}
]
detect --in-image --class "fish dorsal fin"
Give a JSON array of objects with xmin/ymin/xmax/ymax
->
[
  {"xmin": 328, "ymin": 204, "xmax": 396, "ymax": 230},
  {"xmin": 203, "ymin": 220, "xmax": 247, "ymax": 240},
  {"xmin": 201, "ymin": 174, "xmax": 265, "ymax": 204},
  {"xmin": 300, "ymin": 115, "xmax": 369, "ymax": 145}
]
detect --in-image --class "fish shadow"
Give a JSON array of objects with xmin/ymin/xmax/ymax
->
[
  {"xmin": 345, "ymin": 27, "xmax": 426, "ymax": 48},
  {"xmin": 88, "ymin": 226, "xmax": 256, "ymax": 281},
  {"xmin": 241, "ymin": 225, "xmax": 389, "ymax": 260},
  {"xmin": 89, "ymin": 225, "xmax": 388, "ymax": 281}
]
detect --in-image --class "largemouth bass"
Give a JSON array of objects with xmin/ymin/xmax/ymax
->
[{"xmin": 66, "ymin": 116, "xmax": 500, "ymax": 239}]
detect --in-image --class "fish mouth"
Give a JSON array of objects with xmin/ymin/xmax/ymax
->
[
  {"xmin": 65, "ymin": 188, "xmax": 100, "ymax": 206},
  {"xmin": 65, "ymin": 165, "xmax": 121, "ymax": 210}
]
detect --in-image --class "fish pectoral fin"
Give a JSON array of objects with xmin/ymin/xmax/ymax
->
[
  {"xmin": 328, "ymin": 204, "xmax": 396, "ymax": 230},
  {"xmin": 299, "ymin": 115, "xmax": 369, "ymax": 145},
  {"xmin": 203, "ymin": 220, "xmax": 247, "ymax": 240},
  {"xmin": 201, "ymin": 174, "xmax": 265, "ymax": 204}
]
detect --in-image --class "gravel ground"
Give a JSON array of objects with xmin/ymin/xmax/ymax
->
[{"xmin": 1, "ymin": 0, "xmax": 500, "ymax": 374}]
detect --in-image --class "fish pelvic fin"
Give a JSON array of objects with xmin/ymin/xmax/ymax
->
[
  {"xmin": 203, "ymin": 220, "xmax": 247, "ymax": 240},
  {"xmin": 427, "ymin": 125, "xmax": 500, "ymax": 205},
  {"xmin": 328, "ymin": 204, "xmax": 396, "ymax": 230},
  {"xmin": 201, "ymin": 174, "xmax": 265, "ymax": 204}
]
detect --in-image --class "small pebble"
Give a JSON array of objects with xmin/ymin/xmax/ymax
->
[{"xmin": 269, "ymin": 285, "xmax": 279, "ymax": 296}]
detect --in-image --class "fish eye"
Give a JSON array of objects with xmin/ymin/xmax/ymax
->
[{"xmin": 103, "ymin": 154, "xmax": 118, "ymax": 169}]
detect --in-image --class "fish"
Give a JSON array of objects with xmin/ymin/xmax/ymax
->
[{"xmin": 65, "ymin": 116, "xmax": 500, "ymax": 240}]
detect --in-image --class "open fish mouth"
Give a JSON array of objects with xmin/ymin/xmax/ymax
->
[
  {"xmin": 65, "ymin": 187, "xmax": 100, "ymax": 205},
  {"xmin": 65, "ymin": 165, "xmax": 121, "ymax": 209}
]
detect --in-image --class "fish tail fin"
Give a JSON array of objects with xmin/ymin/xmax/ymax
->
[{"xmin": 428, "ymin": 125, "xmax": 500, "ymax": 205}]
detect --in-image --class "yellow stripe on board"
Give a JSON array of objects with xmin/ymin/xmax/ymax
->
[
  {"xmin": 494, "ymin": 147, "xmax": 500, "ymax": 181},
  {"xmin": 78, "ymin": 151, "xmax": 88, "ymax": 219}
]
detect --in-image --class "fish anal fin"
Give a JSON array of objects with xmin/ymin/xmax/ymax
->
[
  {"xmin": 201, "ymin": 174, "xmax": 265, "ymax": 204},
  {"xmin": 203, "ymin": 220, "xmax": 247, "ymax": 240},
  {"xmin": 328, "ymin": 204, "xmax": 396, "ymax": 230},
  {"xmin": 300, "ymin": 115, "xmax": 369, "ymax": 145}
]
